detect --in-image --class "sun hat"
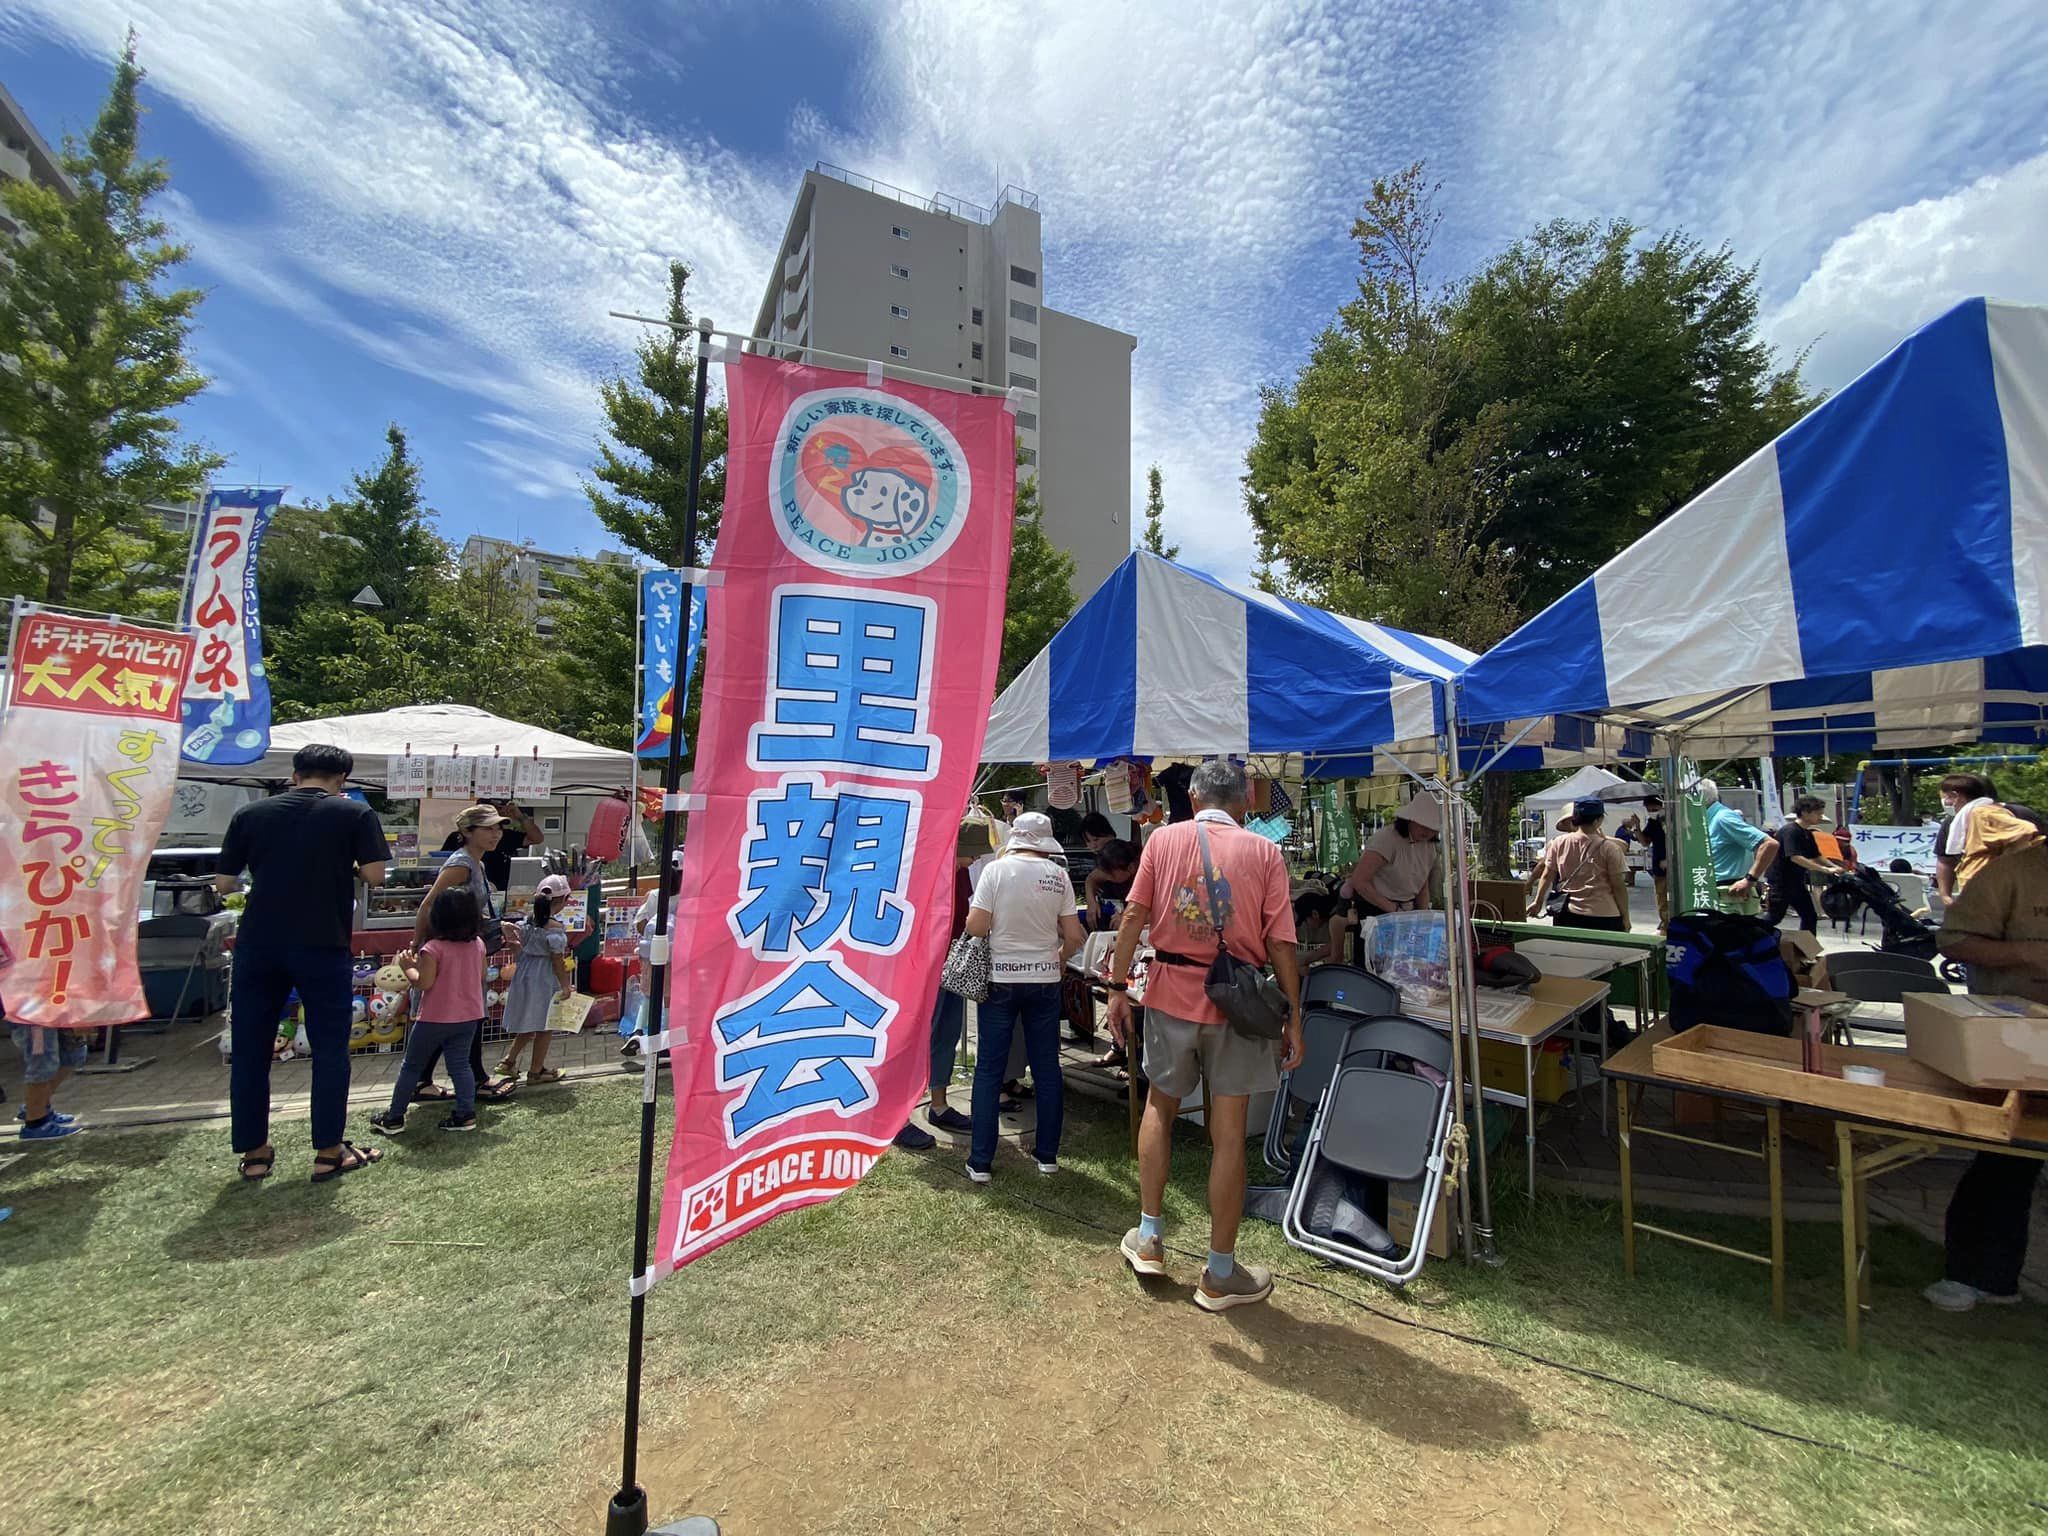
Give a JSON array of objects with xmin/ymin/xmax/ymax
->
[
  {"xmin": 1397, "ymin": 792, "xmax": 1442, "ymax": 833},
  {"xmin": 456, "ymin": 804, "xmax": 509, "ymax": 831},
  {"xmin": 535, "ymin": 873, "xmax": 572, "ymax": 901},
  {"xmin": 1005, "ymin": 811, "xmax": 1065, "ymax": 856}
]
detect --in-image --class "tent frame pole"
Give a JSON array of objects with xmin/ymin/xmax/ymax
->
[
  {"xmin": 606, "ymin": 318, "xmax": 715, "ymax": 1536},
  {"xmin": 1443, "ymin": 686, "xmax": 1498, "ymax": 1264}
]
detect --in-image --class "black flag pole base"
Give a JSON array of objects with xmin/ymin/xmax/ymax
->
[{"xmin": 606, "ymin": 1487, "xmax": 720, "ymax": 1536}]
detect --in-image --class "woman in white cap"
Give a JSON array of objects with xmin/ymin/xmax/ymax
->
[
  {"xmin": 962, "ymin": 812, "xmax": 1084, "ymax": 1182},
  {"xmin": 1340, "ymin": 792, "xmax": 1443, "ymax": 917},
  {"xmin": 496, "ymin": 872, "xmax": 577, "ymax": 1084}
]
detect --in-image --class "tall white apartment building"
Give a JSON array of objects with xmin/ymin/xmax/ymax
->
[
  {"xmin": 752, "ymin": 164, "xmax": 1135, "ymax": 598},
  {"xmin": 459, "ymin": 535, "xmax": 632, "ymax": 638},
  {"xmin": 0, "ymin": 81, "xmax": 73, "ymax": 233}
]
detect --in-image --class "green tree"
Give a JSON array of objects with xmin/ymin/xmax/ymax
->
[
  {"xmin": 1000, "ymin": 465, "xmax": 1075, "ymax": 694},
  {"xmin": 549, "ymin": 559, "xmax": 638, "ymax": 751},
  {"xmin": 585, "ymin": 260, "xmax": 727, "ymax": 562},
  {"xmin": 0, "ymin": 33, "xmax": 222, "ymax": 614},
  {"xmin": 552, "ymin": 260, "xmax": 728, "ymax": 759},
  {"xmin": 1140, "ymin": 464, "xmax": 1178, "ymax": 560},
  {"xmin": 323, "ymin": 425, "xmax": 447, "ymax": 624},
  {"xmin": 1247, "ymin": 163, "xmax": 1816, "ymax": 872}
]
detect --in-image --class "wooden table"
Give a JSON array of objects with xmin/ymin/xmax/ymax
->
[
  {"xmin": 1406, "ymin": 974, "xmax": 1612, "ymax": 1197},
  {"xmin": 1604, "ymin": 1025, "xmax": 2048, "ymax": 1350}
]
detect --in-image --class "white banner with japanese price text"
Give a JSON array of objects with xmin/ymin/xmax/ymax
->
[{"xmin": 0, "ymin": 614, "xmax": 195, "ymax": 1026}]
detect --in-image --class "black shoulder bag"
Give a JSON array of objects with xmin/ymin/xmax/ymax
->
[{"xmin": 1194, "ymin": 821, "xmax": 1288, "ymax": 1041}]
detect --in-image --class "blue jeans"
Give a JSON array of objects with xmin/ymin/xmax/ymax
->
[
  {"xmin": 969, "ymin": 981, "xmax": 1063, "ymax": 1171},
  {"xmin": 930, "ymin": 988, "xmax": 965, "ymax": 1091},
  {"xmin": 387, "ymin": 1019, "xmax": 480, "ymax": 1118},
  {"xmin": 230, "ymin": 944, "xmax": 353, "ymax": 1153}
]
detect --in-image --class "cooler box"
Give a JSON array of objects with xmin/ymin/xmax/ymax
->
[
  {"xmin": 588, "ymin": 955, "xmax": 628, "ymax": 998},
  {"xmin": 1904, "ymin": 993, "xmax": 2048, "ymax": 1091}
]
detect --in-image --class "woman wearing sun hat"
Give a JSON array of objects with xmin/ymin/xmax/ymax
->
[
  {"xmin": 413, "ymin": 805, "xmax": 519, "ymax": 1103},
  {"xmin": 1340, "ymin": 791, "xmax": 1443, "ymax": 916}
]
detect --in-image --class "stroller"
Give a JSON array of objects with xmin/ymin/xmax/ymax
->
[{"xmin": 1821, "ymin": 868, "xmax": 1939, "ymax": 961}]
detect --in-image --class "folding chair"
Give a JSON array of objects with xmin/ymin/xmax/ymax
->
[
  {"xmin": 1300, "ymin": 964, "xmax": 1399, "ymax": 1019},
  {"xmin": 1825, "ymin": 951, "xmax": 1948, "ymax": 1042},
  {"xmin": 1281, "ymin": 1016, "xmax": 1456, "ymax": 1287},
  {"xmin": 1261, "ymin": 1004, "xmax": 1373, "ymax": 1176}
]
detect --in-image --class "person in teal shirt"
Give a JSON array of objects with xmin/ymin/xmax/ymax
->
[{"xmin": 1699, "ymin": 779, "xmax": 1778, "ymax": 916}]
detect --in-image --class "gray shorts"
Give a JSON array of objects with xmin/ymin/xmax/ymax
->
[{"xmin": 1141, "ymin": 1007, "xmax": 1279, "ymax": 1101}]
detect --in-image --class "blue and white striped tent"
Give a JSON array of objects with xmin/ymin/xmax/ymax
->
[
  {"xmin": 982, "ymin": 552, "xmax": 1467, "ymax": 764},
  {"xmin": 1458, "ymin": 298, "xmax": 2048, "ymax": 756}
]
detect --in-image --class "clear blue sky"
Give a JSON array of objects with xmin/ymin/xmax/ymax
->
[{"xmin": 5, "ymin": 2, "xmax": 2045, "ymax": 579}]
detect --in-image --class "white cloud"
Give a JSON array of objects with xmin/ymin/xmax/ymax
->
[
  {"xmin": 14, "ymin": 0, "xmax": 2048, "ymax": 585},
  {"xmin": 1766, "ymin": 151, "xmax": 2048, "ymax": 390}
]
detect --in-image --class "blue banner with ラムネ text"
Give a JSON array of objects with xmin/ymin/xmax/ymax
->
[
  {"xmin": 636, "ymin": 567, "xmax": 707, "ymax": 758},
  {"xmin": 179, "ymin": 486, "xmax": 282, "ymax": 765}
]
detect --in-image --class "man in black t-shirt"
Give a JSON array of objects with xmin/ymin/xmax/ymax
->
[
  {"xmin": 214, "ymin": 744, "xmax": 392, "ymax": 1183},
  {"xmin": 1642, "ymin": 796, "xmax": 1669, "ymax": 929},
  {"xmin": 1765, "ymin": 795, "xmax": 1841, "ymax": 933}
]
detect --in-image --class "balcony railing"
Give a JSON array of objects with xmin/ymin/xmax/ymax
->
[{"xmin": 813, "ymin": 162, "xmax": 1040, "ymax": 226}]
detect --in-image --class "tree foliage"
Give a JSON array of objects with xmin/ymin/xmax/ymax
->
[
  {"xmin": 585, "ymin": 260, "xmax": 727, "ymax": 563},
  {"xmin": 0, "ymin": 32, "xmax": 221, "ymax": 614},
  {"xmin": 1141, "ymin": 464, "xmax": 1178, "ymax": 560},
  {"xmin": 999, "ymin": 466, "xmax": 1075, "ymax": 694},
  {"xmin": 1246, "ymin": 163, "xmax": 1817, "ymax": 871}
]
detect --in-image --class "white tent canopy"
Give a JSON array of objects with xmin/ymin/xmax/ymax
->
[
  {"xmin": 1518, "ymin": 765, "xmax": 1627, "ymax": 826},
  {"xmin": 176, "ymin": 704, "xmax": 635, "ymax": 791}
]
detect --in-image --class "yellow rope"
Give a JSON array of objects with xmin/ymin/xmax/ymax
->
[{"xmin": 1440, "ymin": 1119, "xmax": 1471, "ymax": 1197}]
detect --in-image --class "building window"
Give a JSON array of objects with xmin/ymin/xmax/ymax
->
[
  {"xmin": 970, "ymin": 307, "xmax": 984, "ymax": 326},
  {"xmin": 1019, "ymin": 447, "xmax": 1038, "ymax": 465},
  {"xmin": 892, "ymin": 225, "xmax": 910, "ymax": 239},
  {"xmin": 1010, "ymin": 299, "xmax": 1038, "ymax": 324},
  {"xmin": 1016, "ymin": 410, "xmax": 1038, "ymax": 432},
  {"xmin": 891, "ymin": 304, "xmax": 910, "ymax": 318},
  {"xmin": 890, "ymin": 264, "xmax": 910, "ymax": 279},
  {"xmin": 971, "ymin": 342, "xmax": 984, "ymax": 361},
  {"xmin": 1010, "ymin": 265, "xmax": 1037, "ymax": 287},
  {"xmin": 1009, "ymin": 337, "xmax": 1038, "ymax": 360},
  {"xmin": 1008, "ymin": 371, "xmax": 1037, "ymax": 390},
  {"xmin": 890, "ymin": 344, "xmax": 910, "ymax": 358}
]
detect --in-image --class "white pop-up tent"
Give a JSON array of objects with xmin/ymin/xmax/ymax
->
[
  {"xmin": 1519, "ymin": 765, "xmax": 1628, "ymax": 829},
  {"xmin": 176, "ymin": 704, "xmax": 635, "ymax": 793}
]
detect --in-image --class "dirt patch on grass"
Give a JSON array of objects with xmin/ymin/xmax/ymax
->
[{"xmin": 575, "ymin": 1252, "xmax": 1712, "ymax": 1536}]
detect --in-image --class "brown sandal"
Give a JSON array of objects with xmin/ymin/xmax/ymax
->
[
  {"xmin": 526, "ymin": 1066, "xmax": 563, "ymax": 1085},
  {"xmin": 310, "ymin": 1141, "xmax": 381, "ymax": 1183}
]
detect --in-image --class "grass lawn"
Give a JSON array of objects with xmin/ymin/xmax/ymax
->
[{"xmin": 2, "ymin": 1074, "xmax": 2044, "ymax": 1535}]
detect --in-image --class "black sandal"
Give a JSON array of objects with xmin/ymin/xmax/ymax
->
[
  {"xmin": 412, "ymin": 1083, "xmax": 455, "ymax": 1102},
  {"xmin": 476, "ymin": 1077, "xmax": 519, "ymax": 1103},
  {"xmin": 311, "ymin": 1141, "xmax": 382, "ymax": 1183},
  {"xmin": 237, "ymin": 1151, "xmax": 275, "ymax": 1182}
]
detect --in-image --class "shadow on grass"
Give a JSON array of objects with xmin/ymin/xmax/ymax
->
[
  {"xmin": 162, "ymin": 1172, "xmax": 365, "ymax": 1261},
  {"xmin": 1205, "ymin": 1292, "xmax": 1539, "ymax": 1450},
  {"xmin": 1434, "ymin": 1181, "xmax": 2048, "ymax": 1464},
  {"xmin": 1, "ymin": 1124, "xmax": 200, "ymax": 1263}
]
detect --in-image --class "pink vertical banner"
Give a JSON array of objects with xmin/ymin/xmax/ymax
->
[
  {"xmin": 0, "ymin": 614, "xmax": 195, "ymax": 1027},
  {"xmin": 654, "ymin": 352, "xmax": 1015, "ymax": 1277}
]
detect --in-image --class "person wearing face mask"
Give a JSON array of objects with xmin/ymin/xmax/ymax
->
[{"xmin": 1933, "ymin": 772, "xmax": 2045, "ymax": 901}]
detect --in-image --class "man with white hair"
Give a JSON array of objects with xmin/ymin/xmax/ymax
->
[
  {"xmin": 1106, "ymin": 758, "xmax": 1304, "ymax": 1310},
  {"xmin": 1699, "ymin": 779, "xmax": 1778, "ymax": 917}
]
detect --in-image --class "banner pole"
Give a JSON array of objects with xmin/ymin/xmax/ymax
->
[{"xmin": 607, "ymin": 316, "xmax": 716, "ymax": 1536}]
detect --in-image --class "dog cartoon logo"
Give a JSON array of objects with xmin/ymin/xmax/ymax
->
[{"xmin": 773, "ymin": 388, "xmax": 970, "ymax": 576}]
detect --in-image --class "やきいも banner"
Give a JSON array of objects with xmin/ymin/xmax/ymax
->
[
  {"xmin": 0, "ymin": 615, "xmax": 195, "ymax": 1027},
  {"xmin": 655, "ymin": 351, "xmax": 1016, "ymax": 1276}
]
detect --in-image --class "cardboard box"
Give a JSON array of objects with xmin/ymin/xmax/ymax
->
[
  {"xmin": 1905, "ymin": 993, "xmax": 2048, "ymax": 1092},
  {"xmin": 1389, "ymin": 1187, "xmax": 1452, "ymax": 1261},
  {"xmin": 1780, "ymin": 930, "xmax": 1830, "ymax": 993}
]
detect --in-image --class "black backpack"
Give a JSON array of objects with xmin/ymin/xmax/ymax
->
[{"xmin": 1664, "ymin": 911, "xmax": 1794, "ymax": 1036}]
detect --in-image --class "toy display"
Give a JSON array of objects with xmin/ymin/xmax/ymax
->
[{"xmin": 373, "ymin": 962, "xmax": 409, "ymax": 994}]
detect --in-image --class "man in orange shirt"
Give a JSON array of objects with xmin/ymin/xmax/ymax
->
[{"xmin": 1106, "ymin": 759, "xmax": 1304, "ymax": 1310}]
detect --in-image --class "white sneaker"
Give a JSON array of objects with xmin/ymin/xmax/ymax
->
[
  {"xmin": 1924, "ymin": 1278, "xmax": 2023, "ymax": 1312},
  {"xmin": 965, "ymin": 1163, "xmax": 991, "ymax": 1184},
  {"xmin": 1036, "ymin": 1160, "xmax": 1059, "ymax": 1175}
]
